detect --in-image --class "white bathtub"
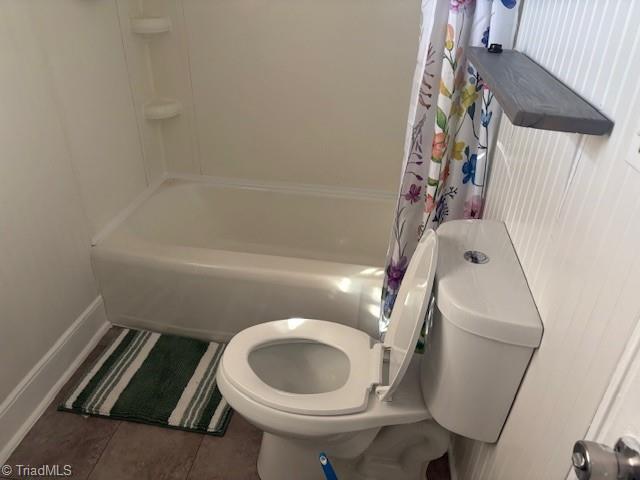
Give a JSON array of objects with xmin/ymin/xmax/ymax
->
[{"xmin": 92, "ymin": 177, "xmax": 395, "ymax": 341}]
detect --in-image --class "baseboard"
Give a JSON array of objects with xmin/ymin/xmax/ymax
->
[{"xmin": 0, "ymin": 296, "xmax": 110, "ymax": 464}]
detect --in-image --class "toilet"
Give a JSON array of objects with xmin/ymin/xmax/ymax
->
[{"xmin": 217, "ymin": 220, "xmax": 543, "ymax": 480}]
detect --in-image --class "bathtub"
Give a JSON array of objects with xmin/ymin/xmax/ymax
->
[{"xmin": 92, "ymin": 177, "xmax": 396, "ymax": 341}]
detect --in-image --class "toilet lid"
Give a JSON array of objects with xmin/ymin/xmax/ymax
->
[{"xmin": 377, "ymin": 229, "xmax": 438, "ymax": 401}]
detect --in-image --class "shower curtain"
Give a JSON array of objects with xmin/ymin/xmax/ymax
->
[{"xmin": 381, "ymin": 0, "xmax": 520, "ymax": 330}]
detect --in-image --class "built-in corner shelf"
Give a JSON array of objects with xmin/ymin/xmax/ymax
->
[
  {"xmin": 130, "ymin": 17, "xmax": 172, "ymax": 35},
  {"xmin": 143, "ymin": 99, "xmax": 182, "ymax": 120},
  {"xmin": 467, "ymin": 47, "xmax": 614, "ymax": 135}
]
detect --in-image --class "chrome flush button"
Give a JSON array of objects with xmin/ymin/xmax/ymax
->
[{"xmin": 464, "ymin": 250, "xmax": 489, "ymax": 264}]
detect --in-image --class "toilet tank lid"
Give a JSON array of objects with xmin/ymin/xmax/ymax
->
[{"xmin": 435, "ymin": 220, "xmax": 543, "ymax": 348}]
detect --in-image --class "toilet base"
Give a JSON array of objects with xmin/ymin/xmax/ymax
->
[
  {"xmin": 257, "ymin": 433, "xmax": 327, "ymax": 480},
  {"xmin": 257, "ymin": 421, "xmax": 449, "ymax": 480}
]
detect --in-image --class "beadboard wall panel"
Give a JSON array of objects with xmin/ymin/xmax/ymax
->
[{"xmin": 454, "ymin": 1, "xmax": 640, "ymax": 479}]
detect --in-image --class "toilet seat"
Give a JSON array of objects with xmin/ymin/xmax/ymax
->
[
  {"xmin": 220, "ymin": 229, "xmax": 438, "ymax": 417},
  {"xmin": 218, "ymin": 354, "xmax": 430, "ymax": 438},
  {"xmin": 221, "ymin": 319, "xmax": 384, "ymax": 415}
]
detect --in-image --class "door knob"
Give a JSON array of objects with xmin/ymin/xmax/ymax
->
[{"xmin": 572, "ymin": 436, "xmax": 640, "ymax": 480}]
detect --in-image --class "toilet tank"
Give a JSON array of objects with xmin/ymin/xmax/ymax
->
[{"xmin": 421, "ymin": 220, "xmax": 542, "ymax": 443}]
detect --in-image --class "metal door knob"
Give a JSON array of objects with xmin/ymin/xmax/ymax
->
[{"xmin": 572, "ymin": 437, "xmax": 640, "ymax": 480}]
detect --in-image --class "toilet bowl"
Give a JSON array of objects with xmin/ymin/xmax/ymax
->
[
  {"xmin": 217, "ymin": 338, "xmax": 448, "ymax": 479},
  {"xmin": 217, "ymin": 220, "xmax": 544, "ymax": 480}
]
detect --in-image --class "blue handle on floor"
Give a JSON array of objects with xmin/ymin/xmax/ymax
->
[{"xmin": 319, "ymin": 452, "xmax": 338, "ymax": 480}]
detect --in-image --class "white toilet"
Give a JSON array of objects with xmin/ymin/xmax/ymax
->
[{"xmin": 217, "ymin": 220, "xmax": 543, "ymax": 480}]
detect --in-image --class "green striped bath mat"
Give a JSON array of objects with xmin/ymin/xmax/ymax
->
[{"xmin": 59, "ymin": 328, "xmax": 232, "ymax": 436}]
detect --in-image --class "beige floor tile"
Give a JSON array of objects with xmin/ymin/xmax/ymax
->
[
  {"xmin": 88, "ymin": 422, "xmax": 202, "ymax": 480},
  {"xmin": 187, "ymin": 414, "xmax": 261, "ymax": 480}
]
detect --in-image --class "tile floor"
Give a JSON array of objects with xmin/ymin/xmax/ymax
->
[{"xmin": 2, "ymin": 327, "xmax": 450, "ymax": 480}]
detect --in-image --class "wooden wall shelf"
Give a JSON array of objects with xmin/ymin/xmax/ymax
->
[{"xmin": 467, "ymin": 47, "xmax": 613, "ymax": 135}]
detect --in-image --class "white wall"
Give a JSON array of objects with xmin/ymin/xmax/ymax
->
[
  {"xmin": 0, "ymin": 0, "xmax": 150, "ymax": 405},
  {"xmin": 30, "ymin": 0, "xmax": 158, "ymax": 235},
  {"xmin": 453, "ymin": 1, "xmax": 640, "ymax": 478},
  {"xmin": 133, "ymin": 0, "xmax": 420, "ymax": 192}
]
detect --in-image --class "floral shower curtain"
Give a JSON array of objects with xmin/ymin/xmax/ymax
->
[{"xmin": 381, "ymin": 0, "xmax": 520, "ymax": 330}]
